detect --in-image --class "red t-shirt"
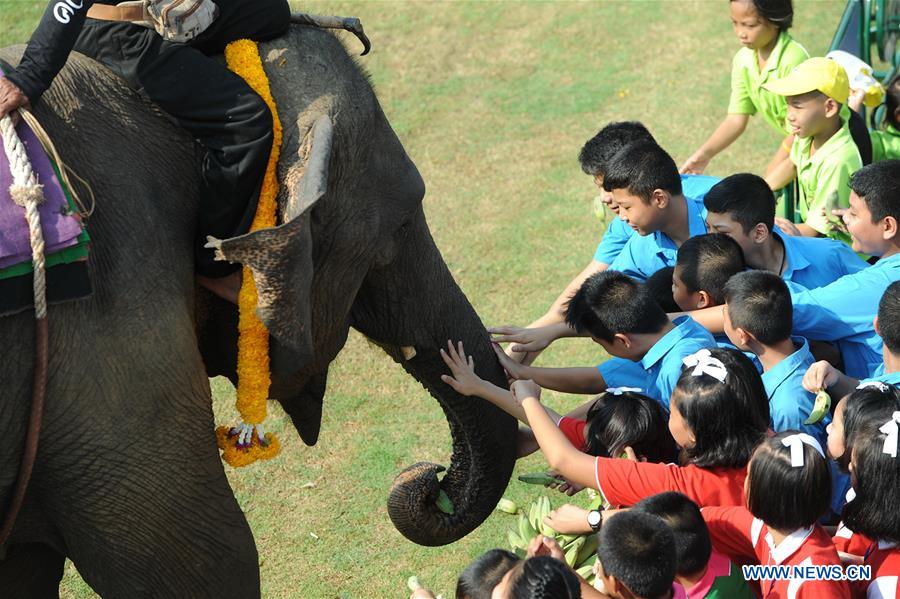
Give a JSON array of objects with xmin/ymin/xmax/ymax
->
[
  {"xmin": 854, "ymin": 542, "xmax": 900, "ymax": 598},
  {"xmin": 702, "ymin": 506, "xmax": 850, "ymax": 599},
  {"xmin": 594, "ymin": 456, "xmax": 747, "ymax": 507},
  {"xmin": 557, "ymin": 417, "xmax": 588, "ymax": 452}
]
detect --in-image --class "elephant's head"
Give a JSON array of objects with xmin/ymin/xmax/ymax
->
[{"xmin": 201, "ymin": 25, "xmax": 517, "ymax": 546}]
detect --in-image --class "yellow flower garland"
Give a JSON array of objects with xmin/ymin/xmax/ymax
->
[{"xmin": 216, "ymin": 39, "xmax": 283, "ymax": 467}]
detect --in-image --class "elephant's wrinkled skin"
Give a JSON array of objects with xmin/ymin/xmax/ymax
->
[{"xmin": 0, "ymin": 25, "xmax": 516, "ymax": 598}]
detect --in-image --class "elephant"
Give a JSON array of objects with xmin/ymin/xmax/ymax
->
[{"xmin": 0, "ymin": 21, "xmax": 517, "ymax": 598}]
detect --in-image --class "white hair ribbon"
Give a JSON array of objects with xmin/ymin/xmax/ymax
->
[
  {"xmin": 781, "ymin": 433, "xmax": 825, "ymax": 468},
  {"xmin": 857, "ymin": 380, "xmax": 890, "ymax": 392},
  {"xmin": 879, "ymin": 411, "xmax": 900, "ymax": 458},
  {"xmin": 682, "ymin": 349, "xmax": 728, "ymax": 383},
  {"xmin": 608, "ymin": 386, "xmax": 643, "ymax": 396}
]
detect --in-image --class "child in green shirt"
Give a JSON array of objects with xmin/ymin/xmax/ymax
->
[
  {"xmin": 764, "ymin": 57, "xmax": 863, "ymax": 245},
  {"xmin": 681, "ymin": 0, "xmax": 807, "ymax": 175}
]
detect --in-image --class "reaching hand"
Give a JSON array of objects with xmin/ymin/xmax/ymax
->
[
  {"xmin": 493, "ymin": 343, "xmax": 530, "ymax": 381},
  {"xmin": 679, "ymin": 150, "xmax": 710, "ymax": 174},
  {"xmin": 848, "ymin": 87, "xmax": 866, "ymax": 113},
  {"xmin": 544, "ymin": 504, "xmax": 593, "ymax": 535},
  {"xmin": 774, "ymin": 216, "xmax": 803, "ymax": 237},
  {"xmin": 489, "ymin": 325, "xmax": 557, "ymax": 354},
  {"xmin": 526, "ymin": 534, "xmax": 567, "ymax": 562},
  {"xmin": 439, "ymin": 340, "xmax": 484, "ymax": 396},
  {"xmin": 510, "ymin": 379, "xmax": 542, "ymax": 405},
  {"xmin": 0, "ymin": 78, "xmax": 29, "ymax": 120},
  {"xmin": 545, "ymin": 470, "xmax": 584, "ymax": 496},
  {"xmin": 802, "ymin": 360, "xmax": 840, "ymax": 394}
]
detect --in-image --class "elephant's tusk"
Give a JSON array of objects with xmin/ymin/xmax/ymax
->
[{"xmin": 401, "ymin": 346, "xmax": 417, "ymax": 361}]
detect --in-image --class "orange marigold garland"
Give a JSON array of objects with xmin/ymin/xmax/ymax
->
[{"xmin": 216, "ymin": 39, "xmax": 283, "ymax": 467}]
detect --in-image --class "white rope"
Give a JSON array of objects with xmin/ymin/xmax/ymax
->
[{"xmin": 1, "ymin": 112, "xmax": 47, "ymax": 319}]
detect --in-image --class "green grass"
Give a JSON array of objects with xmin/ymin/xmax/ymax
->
[{"xmin": 0, "ymin": 1, "xmax": 846, "ymax": 597}]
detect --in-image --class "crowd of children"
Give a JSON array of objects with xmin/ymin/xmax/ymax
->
[{"xmin": 411, "ymin": 1, "xmax": 900, "ymax": 598}]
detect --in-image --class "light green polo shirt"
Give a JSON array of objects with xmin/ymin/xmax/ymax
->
[
  {"xmin": 871, "ymin": 124, "xmax": 900, "ymax": 162},
  {"xmin": 728, "ymin": 31, "xmax": 809, "ymax": 134},
  {"xmin": 790, "ymin": 117, "xmax": 862, "ymax": 245}
]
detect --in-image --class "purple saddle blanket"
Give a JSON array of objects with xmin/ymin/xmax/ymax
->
[{"xmin": 0, "ymin": 114, "xmax": 84, "ymax": 269}]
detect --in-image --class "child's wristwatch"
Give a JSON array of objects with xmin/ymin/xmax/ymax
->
[{"xmin": 587, "ymin": 509, "xmax": 603, "ymax": 532}]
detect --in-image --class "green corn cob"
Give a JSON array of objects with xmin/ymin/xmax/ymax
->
[{"xmin": 436, "ymin": 490, "xmax": 455, "ymax": 515}]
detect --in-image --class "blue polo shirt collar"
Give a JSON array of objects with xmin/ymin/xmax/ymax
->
[
  {"xmin": 651, "ymin": 197, "xmax": 708, "ymax": 262},
  {"xmin": 761, "ymin": 336, "xmax": 812, "ymax": 398},
  {"xmin": 641, "ymin": 315, "xmax": 695, "ymax": 370},
  {"xmin": 778, "ymin": 232, "xmax": 811, "ymax": 281}
]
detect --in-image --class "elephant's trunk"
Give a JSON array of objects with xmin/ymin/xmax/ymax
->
[{"xmin": 351, "ymin": 210, "xmax": 517, "ymax": 546}]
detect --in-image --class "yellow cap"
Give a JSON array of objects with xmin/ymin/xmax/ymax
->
[{"xmin": 763, "ymin": 57, "xmax": 850, "ymax": 104}]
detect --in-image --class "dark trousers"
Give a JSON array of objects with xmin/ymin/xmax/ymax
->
[{"xmin": 73, "ymin": 0, "xmax": 291, "ymax": 277}]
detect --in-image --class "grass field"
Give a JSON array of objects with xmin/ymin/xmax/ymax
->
[{"xmin": 0, "ymin": 1, "xmax": 846, "ymax": 597}]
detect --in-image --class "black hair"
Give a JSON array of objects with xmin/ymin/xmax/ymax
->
[
  {"xmin": 849, "ymin": 160, "xmax": 900, "ymax": 223},
  {"xmin": 703, "ymin": 173, "xmax": 776, "ymax": 234},
  {"xmin": 564, "ymin": 271, "xmax": 669, "ymax": 342},
  {"xmin": 456, "ymin": 549, "xmax": 520, "ymax": 599},
  {"xmin": 585, "ymin": 391, "xmax": 677, "ymax": 463},
  {"xmin": 601, "ymin": 140, "xmax": 683, "ymax": 203},
  {"xmin": 579, "ymin": 122, "xmax": 657, "ymax": 178},
  {"xmin": 882, "ymin": 73, "xmax": 900, "ymax": 130},
  {"xmin": 507, "ymin": 556, "xmax": 581, "ymax": 599},
  {"xmin": 646, "ymin": 266, "xmax": 680, "ymax": 313},
  {"xmin": 634, "ymin": 492, "xmax": 712, "ymax": 578},
  {"xmin": 836, "ymin": 384, "xmax": 900, "ymax": 471},
  {"xmin": 723, "ymin": 271, "xmax": 792, "ymax": 345},
  {"xmin": 597, "ymin": 510, "xmax": 677, "ymax": 598},
  {"xmin": 676, "ymin": 234, "xmax": 746, "ymax": 305},
  {"xmin": 879, "ymin": 281, "xmax": 900, "ymax": 354},
  {"xmin": 732, "ymin": 0, "xmax": 794, "ymax": 30},
  {"xmin": 842, "ymin": 418, "xmax": 900, "ymax": 545},
  {"xmin": 672, "ymin": 348, "xmax": 770, "ymax": 469},
  {"xmin": 746, "ymin": 432, "xmax": 831, "ymax": 530}
]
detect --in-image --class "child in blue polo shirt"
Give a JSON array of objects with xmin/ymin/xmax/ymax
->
[
  {"xmin": 722, "ymin": 271, "xmax": 827, "ymax": 443},
  {"xmin": 787, "ymin": 160, "xmax": 900, "ymax": 379},
  {"xmin": 491, "ymin": 271, "xmax": 715, "ymax": 409},
  {"xmin": 603, "ymin": 141, "xmax": 710, "ymax": 282},
  {"xmin": 703, "ymin": 173, "xmax": 867, "ymax": 289},
  {"xmin": 803, "ymin": 280, "xmax": 900, "ymax": 396}
]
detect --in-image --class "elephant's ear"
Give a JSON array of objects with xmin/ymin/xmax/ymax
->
[{"xmin": 205, "ymin": 115, "xmax": 334, "ymax": 364}]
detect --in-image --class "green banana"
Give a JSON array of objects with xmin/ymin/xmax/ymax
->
[
  {"xmin": 517, "ymin": 472, "xmax": 565, "ymax": 485},
  {"xmin": 576, "ymin": 564, "xmax": 595, "ymax": 580},
  {"xmin": 804, "ymin": 389, "xmax": 832, "ymax": 425},
  {"xmin": 528, "ymin": 503, "xmax": 541, "ymax": 532},
  {"xmin": 539, "ymin": 497, "xmax": 555, "ymax": 535},
  {"xmin": 564, "ymin": 536, "xmax": 586, "ymax": 567},
  {"xmin": 508, "ymin": 530, "xmax": 525, "ymax": 551},
  {"xmin": 497, "ymin": 498, "xmax": 519, "ymax": 514},
  {"xmin": 557, "ymin": 533, "xmax": 579, "ymax": 548},
  {"xmin": 436, "ymin": 490, "xmax": 455, "ymax": 515},
  {"xmin": 576, "ymin": 533, "xmax": 599, "ymax": 566},
  {"xmin": 519, "ymin": 514, "xmax": 535, "ymax": 542}
]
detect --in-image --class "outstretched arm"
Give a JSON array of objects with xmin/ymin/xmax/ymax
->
[
  {"xmin": 513, "ymin": 381, "xmax": 598, "ymax": 490},
  {"xmin": 680, "ymin": 113, "xmax": 749, "ymax": 174},
  {"xmin": 4, "ymin": 0, "xmax": 95, "ymax": 112},
  {"xmin": 440, "ymin": 340, "xmax": 562, "ymax": 426},
  {"xmin": 492, "ymin": 345, "xmax": 607, "ymax": 394}
]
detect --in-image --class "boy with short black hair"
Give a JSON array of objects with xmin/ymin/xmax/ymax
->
[
  {"xmin": 723, "ymin": 271, "xmax": 828, "ymax": 442},
  {"xmin": 492, "ymin": 271, "xmax": 715, "ymax": 408},
  {"xmin": 603, "ymin": 141, "xmax": 710, "ymax": 281},
  {"xmin": 672, "ymin": 234, "xmax": 746, "ymax": 312},
  {"xmin": 634, "ymin": 492, "xmax": 753, "ymax": 599},
  {"xmin": 703, "ymin": 173, "xmax": 866, "ymax": 288},
  {"xmin": 594, "ymin": 510, "xmax": 679, "ymax": 599},
  {"xmin": 764, "ymin": 57, "xmax": 863, "ymax": 244}
]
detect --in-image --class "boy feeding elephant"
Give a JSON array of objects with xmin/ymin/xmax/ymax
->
[{"xmin": 1, "ymin": 0, "xmax": 297, "ymax": 303}]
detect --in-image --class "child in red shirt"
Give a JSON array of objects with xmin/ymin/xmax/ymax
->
[
  {"xmin": 840, "ymin": 411, "xmax": 900, "ymax": 598},
  {"xmin": 511, "ymin": 347, "xmax": 770, "ymax": 536},
  {"xmin": 702, "ymin": 432, "xmax": 850, "ymax": 599}
]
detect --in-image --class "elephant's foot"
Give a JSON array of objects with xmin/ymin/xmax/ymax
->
[
  {"xmin": 197, "ymin": 271, "xmax": 242, "ymax": 305},
  {"xmin": 0, "ymin": 542, "xmax": 65, "ymax": 599}
]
